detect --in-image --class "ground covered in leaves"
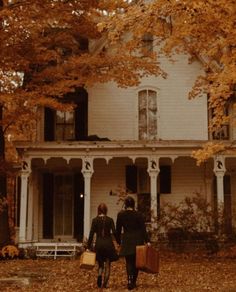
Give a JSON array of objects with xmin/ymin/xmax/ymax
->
[{"xmin": 1, "ymin": 251, "xmax": 236, "ymax": 292}]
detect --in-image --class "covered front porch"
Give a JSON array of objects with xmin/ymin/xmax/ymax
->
[{"xmin": 14, "ymin": 140, "xmax": 236, "ymax": 249}]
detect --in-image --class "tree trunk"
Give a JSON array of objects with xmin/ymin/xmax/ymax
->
[{"xmin": 0, "ymin": 105, "xmax": 11, "ymax": 247}]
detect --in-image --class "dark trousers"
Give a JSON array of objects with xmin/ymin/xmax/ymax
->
[{"xmin": 125, "ymin": 254, "xmax": 138, "ymax": 282}]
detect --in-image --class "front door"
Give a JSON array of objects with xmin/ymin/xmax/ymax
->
[{"xmin": 54, "ymin": 174, "xmax": 74, "ymax": 239}]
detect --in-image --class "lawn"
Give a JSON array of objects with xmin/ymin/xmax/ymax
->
[{"xmin": 0, "ymin": 251, "xmax": 236, "ymax": 291}]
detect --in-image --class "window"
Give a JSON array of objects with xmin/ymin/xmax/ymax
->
[
  {"xmin": 138, "ymin": 89, "xmax": 158, "ymax": 140},
  {"xmin": 208, "ymin": 103, "xmax": 229, "ymax": 140},
  {"xmin": 44, "ymin": 88, "xmax": 88, "ymax": 141},
  {"xmin": 141, "ymin": 33, "xmax": 153, "ymax": 55},
  {"xmin": 55, "ymin": 111, "xmax": 75, "ymax": 140}
]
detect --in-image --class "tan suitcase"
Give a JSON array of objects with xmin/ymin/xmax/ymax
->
[
  {"xmin": 79, "ymin": 251, "xmax": 96, "ymax": 269},
  {"xmin": 136, "ymin": 245, "xmax": 159, "ymax": 274}
]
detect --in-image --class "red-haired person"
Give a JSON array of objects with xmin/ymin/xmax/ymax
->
[{"xmin": 87, "ymin": 203, "xmax": 118, "ymax": 289}]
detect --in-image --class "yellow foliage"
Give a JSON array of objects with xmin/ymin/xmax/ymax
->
[
  {"xmin": 103, "ymin": 0, "xmax": 236, "ymax": 129},
  {"xmin": 192, "ymin": 142, "xmax": 225, "ymax": 166}
]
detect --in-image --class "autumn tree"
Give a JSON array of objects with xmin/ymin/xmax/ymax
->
[
  {"xmin": 102, "ymin": 0, "xmax": 236, "ymax": 137},
  {"xmin": 0, "ymin": 0, "xmax": 161, "ymax": 245},
  {"xmin": 95, "ymin": 0, "xmax": 236, "ymax": 237},
  {"xmin": 2, "ymin": 0, "xmax": 234, "ymax": 244}
]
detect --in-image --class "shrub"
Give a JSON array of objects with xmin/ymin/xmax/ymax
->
[{"xmin": 155, "ymin": 193, "xmax": 214, "ymax": 236}]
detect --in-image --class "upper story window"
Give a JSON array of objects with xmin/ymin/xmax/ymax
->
[
  {"xmin": 55, "ymin": 111, "xmax": 75, "ymax": 141},
  {"xmin": 44, "ymin": 88, "xmax": 88, "ymax": 141},
  {"xmin": 138, "ymin": 89, "xmax": 158, "ymax": 140},
  {"xmin": 141, "ymin": 33, "xmax": 153, "ymax": 55},
  {"xmin": 208, "ymin": 106, "xmax": 229, "ymax": 140}
]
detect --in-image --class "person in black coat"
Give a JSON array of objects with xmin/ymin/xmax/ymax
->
[
  {"xmin": 87, "ymin": 203, "xmax": 118, "ymax": 289},
  {"xmin": 116, "ymin": 196, "xmax": 150, "ymax": 290}
]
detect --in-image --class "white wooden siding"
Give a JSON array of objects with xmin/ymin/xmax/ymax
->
[
  {"xmin": 160, "ymin": 157, "xmax": 206, "ymax": 206},
  {"xmin": 91, "ymin": 158, "xmax": 129, "ymax": 222},
  {"xmin": 88, "ymin": 54, "xmax": 208, "ymax": 141},
  {"xmin": 91, "ymin": 157, "xmax": 206, "ymax": 221}
]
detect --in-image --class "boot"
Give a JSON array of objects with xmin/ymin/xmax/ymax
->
[
  {"xmin": 97, "ymin": 275, "xmax": 102, "ymax": 288},
  {"xmin": 103, "ymin": 276, "xmax": 109, "ymax": 288},
  {"xmin": 133, "ymin": 271, "xmax": 138, "ymax": 288},
  {"xmin": 133, "ymin": 274, "xmax": 137, "ymax": 288},
  {"xmin": 127, "ymin": 275, "xmax": 135, "ymax": 290}
]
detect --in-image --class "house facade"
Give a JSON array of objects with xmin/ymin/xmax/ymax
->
[{"xmin": 14, "ymin": 52, "xmax": 236, "ymax": 248}]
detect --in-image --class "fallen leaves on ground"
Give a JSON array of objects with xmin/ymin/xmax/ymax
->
[{"xmin": 0, "ymin": 252, "xmax": 236, "ymax": 291}]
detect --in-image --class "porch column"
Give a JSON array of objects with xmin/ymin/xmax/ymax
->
[
  {"xmin": 19, "ymin": 169, "xmax": 30, "ymax": 244},
  {"xmin": 82, "ymin": 157, "xmax": 94, "ymax": 240},
  {"xmin": 213, "ymin": 155, "xmax": 226, "ymax": 207},
  {"xmin": 147, "ymin": 157, "xmax": 160, "ymax": 221},
  {"xmin": 26, "ymin": 173, "xmax": 34, "ymax": 241}
]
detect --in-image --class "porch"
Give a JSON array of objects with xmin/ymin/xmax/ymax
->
[{"xmin": 14, "ymin": 140, "xmax": 236, "ymax": 247}]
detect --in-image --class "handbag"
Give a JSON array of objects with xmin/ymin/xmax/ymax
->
[
  {"xmin": 79, "ymin": 251, "xmax": 96, "ymax": 269},
  {"xmin": 136, "ymin": 245, "xmax": 159, "ymax": 274}
]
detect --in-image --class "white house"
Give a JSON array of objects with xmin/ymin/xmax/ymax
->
[{"xmin": 13, "ymin": 46, "xmax": 236, "ymax": 254}]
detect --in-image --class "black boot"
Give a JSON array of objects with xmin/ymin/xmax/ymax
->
[
  {"xmin": 103, "ymin": 276, "xmax": 108, "ymax": 288},
  {"xmin": 133, "ymin": 274, "xmax": 137, "ymax": 288},
  {"xmin": 97, "ymin": 275, "xmax": 102, "ymax": 288},
  {"xmin": 133, "ymin": 271, "xmax": 138, "ymax": 288},
  {"xmin": 127, "ymin": 275, "xmax": 135, "ymax": 290}
]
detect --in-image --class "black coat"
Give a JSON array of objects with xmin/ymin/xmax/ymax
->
[
  {"xmin": 116, "ymin": 209, "xmax": 150, "ymax": 256},
  {"xmin": 87, "ymin": 215, "xmax": 118, "ymax": 262}
]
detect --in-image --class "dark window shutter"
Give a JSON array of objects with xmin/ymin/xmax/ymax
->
[
  {"xmin": 75, "ymin": 89, "xmax": 88, "ymax": 140},
  {"xmin": 44, "ymin": 108, "xmax": 55, "ymax": 141},
  {"xmin": 74, "ymin": 172, "xmax": 84, "ymax": 241},
  {"xmin": 224, "ymin": 175, "xmax": 231, "ymax": 195},
  {"xmin": 43, "ymin": 173, "xmax": 54, "ymax": 239},
  {"xmin": 160, "ymin": 165, "xmax": 171, "ymax": 194},
  {"xmin": 75, "ymin": 102, "xmax": 88, "ymax": 140},
  {"xmin": 126, "ymin": 165, "xmax": 137, "ymax": 193},
  {"xmin": 0, "ymin": 175, "xmax": 6, "ymax": 198}
]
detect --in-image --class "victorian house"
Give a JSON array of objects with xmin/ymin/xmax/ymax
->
[{"xmin": 13, "ymin": 40, "xmax": 236, "ymax": 256}]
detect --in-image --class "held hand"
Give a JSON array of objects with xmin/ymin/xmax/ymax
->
[{"xmin": 146, "ymin": 242, "xmax": 151, "ymax": 247}]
